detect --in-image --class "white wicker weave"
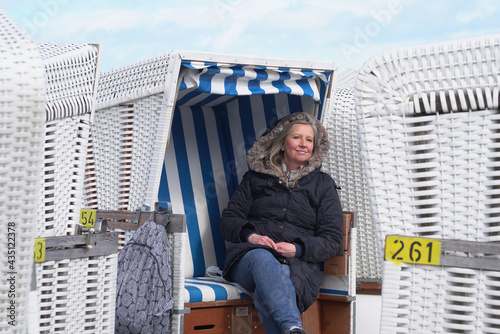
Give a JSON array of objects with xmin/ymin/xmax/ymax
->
[
  {"xmin": 88, "ymin": 95, "xmax": 167, "ymax": 212},
  {"xmin": 355, "ymin": 34, "xmax": 500, "ymax": 333},
  {"xmin": 30, "ymin": 41, "xmax": 116, "ymax": 333},
  {"xmin": 86, "ymin": 52, "xmax": 175, "ymax": 213},
  {"xmin": 0, "ymin": 8, "xmax": 45, "ymax": 334},
  {"xmin": 36, "ymin": 42, "xmax": 100, "ymax": 237},
  {"xmin": 36, "ymin": 115, "xmax": 92, "ymax": 237},
  {"xmin": 38, "ymin": 43, "xmax": 100, "ymax": 122},
  {"xmin": 90, "ymin": 53, "xmax": 183, "ymax": 333},
  {"xmin": 95, "ymin": 52, "xmax": 172, "ymax": 111},
  {"xmin": 37, "ymin": 43, "xmax": 98, "ymax": 237},
  {"xmin": 36, "ymin": 254, "xmax": 117, "ymax": 333},
  {"xmin": 323, "ymin": 68, "xmax": 382, "ymax": 282}
]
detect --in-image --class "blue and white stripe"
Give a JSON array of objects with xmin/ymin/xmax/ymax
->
[
  {"xmin": 177, "ymin": 61, "xmax": 331, "ymax": 116},
  {"xmin": 184, "ymin": 277, "xmax": 251, "ymax": 303}
]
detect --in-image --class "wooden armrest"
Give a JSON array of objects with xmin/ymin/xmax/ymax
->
[
  {"xmin": 357, "ymin": 280, "xmax": 382, "ymax": 295},
  {"xmin": 317, "ymin": 293, "xmax": 355, "ymax": 302},
  {"xmin": 95, "ymin": 209, "xmax": 186, "ymax": 233},
  {"xmin": 323, "ymin": 211, "xmax": 354, "ymax": 276}
]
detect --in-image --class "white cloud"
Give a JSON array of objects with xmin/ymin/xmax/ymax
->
[
  {"xmin": 73, "ymin": 9, "xmax": 147, "ymax": 32},
  {"xmin": 17, "ymin": 7, "xmax": 149, "ymax": 41},
  {"xmin": 211, "ymin": 21, "xmax": 247, "ymax": 51},
  {"xmin": 203, "ymin": 0, "xmax": 291, "ymax": 51},
  {"xmin": 456, "ymin": 10, "xmax": 483, "ymax": 24},
  {"xmin": 215, "ymin": 0, "xmax": 289, "ymax": 26},
  {"xmin": 456, "ymin": 0, "xmax": 499, "ymax": 23},
  {"xmin": 22, "ymin": 4, "xmax": 227, "ymax": 40},
  {"xmin": 149, "ymin": 6, "xmax": 224, "ymax": 29},
  {"xmin": 308, "ymin": 0, "xmax": 414, "ymax": 17},
  {"xmin": 5, "ymin": 0, "xmax": 497, "ymax": 72}
]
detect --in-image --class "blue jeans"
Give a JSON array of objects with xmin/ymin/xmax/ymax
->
[{"xmin": 228, "ymin": 248, "xmax": 302, "ymax": 334}]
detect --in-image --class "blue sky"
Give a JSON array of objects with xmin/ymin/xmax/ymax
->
[{"xmin": 3, "ymin": 0, "xmax": 500, "ymax": 72}]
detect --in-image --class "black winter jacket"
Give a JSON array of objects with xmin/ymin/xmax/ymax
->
[{"xmin": 220, "ymin": 112, "xmax": 343, "ymax": 313}]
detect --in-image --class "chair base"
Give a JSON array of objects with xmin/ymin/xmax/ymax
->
[
  {"xmin": 184, "ymin": 300, "xmax": 263, "ymax": 334},
  {"xmin": 183, "ymin": 294, "xmax": 353, "ymax": 334},
  {"xmin": 303, "ymin": 295, "xmax": 353, "ymax": 334}
]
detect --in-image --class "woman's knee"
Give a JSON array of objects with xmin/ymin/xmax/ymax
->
[{"xmin": 242, "ymin": 248, "xmax": 278, "ymax": 265}]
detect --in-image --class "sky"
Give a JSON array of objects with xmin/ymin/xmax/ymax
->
[{"xmin": 3, "ymin": 0, "xmax": 500, "ymax": 72}]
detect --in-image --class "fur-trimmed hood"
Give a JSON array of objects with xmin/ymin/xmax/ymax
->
[{"xmin": 247, "ymin": 112, "xmax": 330, "ymax": 177}]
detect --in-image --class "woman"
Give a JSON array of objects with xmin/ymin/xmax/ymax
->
[{"xmin": 220, "ymin": 112, "xmax": 343, "ymax": 334}]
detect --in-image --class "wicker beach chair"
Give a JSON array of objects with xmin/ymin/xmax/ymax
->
[
  {"xmin": 323, "ymin": 68, "xmax": 382, "ymax": 288},
  {"xmin": 31, "ymin": 42, "xmax": 116, "ymax": 333},
  {"xmin": 91, "ymin": 51, "xmax": 356, "ymax": 333},
  {"xmin": 90, "ymin": 52, "xmax": 189, "ymax": 333},
  {"xmin": 0, "ymin": 9, "xmax": 45, "ymax": 334},
  {"xmin": 355, "ymin": 34, "xmax": 500, "ymax": 333}
]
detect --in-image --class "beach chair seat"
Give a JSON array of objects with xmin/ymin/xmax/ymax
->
[{"xmin": 182, "ymin": 211, "xmax": 356, "ymax": 334}]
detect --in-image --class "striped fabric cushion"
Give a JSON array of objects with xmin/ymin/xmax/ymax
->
[
  {"xmin": 184, "ymin": 277, "xmax": 251, "ymax": 303},
  {"xmin": 184, "ymin": 275, "xmax": 349, "ymax": 303}
]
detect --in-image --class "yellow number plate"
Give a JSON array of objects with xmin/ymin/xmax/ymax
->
[
  {"xmin": 79, "ymin": 209, "xmax": 96, "ymax": 227},
  {"xmin": 385, "ymin": 235, "xmax": 441, "ymax": 266},
  {"xmin": 34, "ymin": 238, "xmax": 46, "ymax": 263}
]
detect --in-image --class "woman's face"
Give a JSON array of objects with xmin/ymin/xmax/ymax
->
[{"xmin": 282, "ymin": 123, "xmax": 314, "ymax": 170}]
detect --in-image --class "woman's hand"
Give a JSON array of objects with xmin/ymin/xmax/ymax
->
[
  {"xmin": 275, "ymin": 242, "xmax": 296, "ymax": 258},
  {"xmin": 247, "ymin": 235, "xmax": 296, "ymax": 258},
  {"xmin": 248, "ymin": 233, "xmax": 277, "ymax": 249}
]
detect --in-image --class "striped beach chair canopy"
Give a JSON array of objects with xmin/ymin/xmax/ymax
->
[
  {"xmin": 176, "ymin": 59, "xmax": 331, "ymax": 108},
  {"xmin": 91, "ymin": 51, "xmax": 339, "ymax": 310},
  {"xmin": 159, "ymin": 52, "xmax": 337, "ymax": 281}
]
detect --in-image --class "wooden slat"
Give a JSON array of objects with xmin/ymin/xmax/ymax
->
[
  {"xmin": 441, "ymin": 239, "xmax": 500, "ymax": 254},
  {"xmin": 42, "ymin": 232, "xmax": 118, "ymax": 262},
  {"xmin": 357, "ymin": 280, "xmax": 382, "ymax": 295},
  {"xmin": 185, "ymin": 303, "xmax": 264, "ymax": 334},
  {"xmin": 302, "ymin": 299, "xmax": 321, "ymax": 334},
  {"xmin": 440, "ymin": 239, "xmax": 500, "ymax": 271},
  {"xmin": 95, "ymin": 210, "xmax": 186, "ymax": 233},
  {"xmin": 385, "ymin": 235, "xmax": 500, "ymax": 271},
  {"xmin": 320, "ymin": 298, "xmax": 352, "ymax": 334},
  {"xmin": 317, "ymin": 293, "xmax": 354, "ymax": 302},
  {"xmin": 323, "ymin": 211, "xmax": 354, "ymax": 276},
  {"xmin": 184, "ymin": 306, "xmax": 232, "ymax": 334},
  {"xmin": 186, "ymin": 298, "xmax": 254, "ymax": 310}
]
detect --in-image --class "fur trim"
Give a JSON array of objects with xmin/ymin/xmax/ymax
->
[{"xmin": 247, "ymin": 112, "xmax": 330, "ymax": 177}]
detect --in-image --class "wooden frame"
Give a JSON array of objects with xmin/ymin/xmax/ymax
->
[
  {"xmin": 37, "ymin": 233, "xmax": 118, "ymax": 262},
  {"xmin": 95, "ymin": 209, "xmax": 186, "ymax": 233},
  {"xmin": 323, "ymin": 211, "xmax": 354, "ymax": 276}
]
